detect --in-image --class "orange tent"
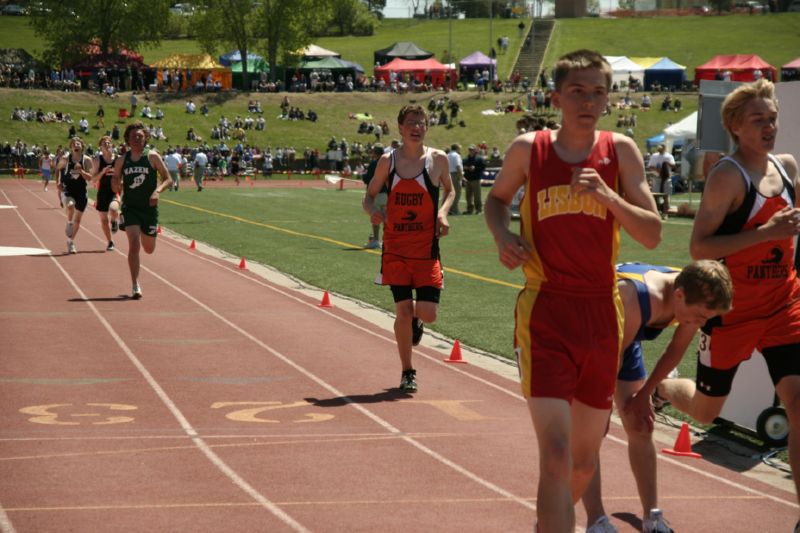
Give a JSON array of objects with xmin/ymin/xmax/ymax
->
[{"xmin": 150, "ymin": 54, "xmax": 232, "ymax": 90}]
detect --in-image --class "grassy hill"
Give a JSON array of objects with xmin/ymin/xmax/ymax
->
[
  {"xmin": 0, "ymin": 89, "xmax": 695, "ymax": 162},
  {"xmin": 3, "ymin": 12, "xmax": 797, "ymax": 159},
  {"xmin": 542, "ymin": 13, "xmax": 800, "ymax": 73}
]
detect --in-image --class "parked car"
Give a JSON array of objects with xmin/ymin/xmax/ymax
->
[{"xmin": 1, "ymin": 4, "xmax": 27, "ymax": 15}]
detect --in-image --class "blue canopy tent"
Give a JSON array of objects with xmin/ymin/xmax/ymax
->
[
  {"xmin": 218, "ymin": 50, "xmax": 264, "ymax": 67},
  {"xmin": 339, "ymin": 59, "xmax": 365, "ymax": 74},
  {"xmin": 646, "ymin": 133, "xmax": 684, "ymax": 152},
  {"xmin": 644, "ymin": 57, "xmax": 686, "ymax": 91}
]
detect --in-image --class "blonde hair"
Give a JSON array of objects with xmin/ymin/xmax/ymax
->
[
  {"xmin": 721, "ymin": 79, "xmax": 777, "ymax": 143},
  {"xmin": 675, "ymin": 260, "xmax": 733, "ymax": 312},
  {"xmin": 553, "ymin": 49, "xmax": 612, "ymax": 92}
]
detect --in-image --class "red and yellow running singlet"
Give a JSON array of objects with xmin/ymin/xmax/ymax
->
[{"xmin": 519, "ymin": 130, "xmax": 621, "ymax": 294}]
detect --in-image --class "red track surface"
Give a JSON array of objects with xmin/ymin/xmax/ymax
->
[{"xmin": 0, "ymin": 178, "xmax": 797, "ymax": 532}]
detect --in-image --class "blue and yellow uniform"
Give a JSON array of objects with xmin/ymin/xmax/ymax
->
[{"xmin": 616, "ymin": 263, "xmax": 680, "ymax": 381}]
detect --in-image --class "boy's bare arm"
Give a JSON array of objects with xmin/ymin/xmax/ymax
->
[{"xmin": 485, "ymin": 136, "xmax": 533, "ymax": 270}]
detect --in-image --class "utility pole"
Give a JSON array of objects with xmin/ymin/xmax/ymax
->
[
  {"xmin": 489, "ymin": 0, "xmax": 493, "ymax": 55},
  {"xmin": 448, "ymin": 0, "xmax": 453, "ymax": 64}
]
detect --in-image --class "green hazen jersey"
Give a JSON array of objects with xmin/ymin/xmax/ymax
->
[{"xmin": 122, "ymin": 149, "xmax": 158, "ymax": 210}]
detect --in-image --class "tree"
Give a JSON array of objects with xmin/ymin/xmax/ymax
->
[
  {"xmin": 256, "ymin": 0, "xmax": 332, "ymax": 83},
  {"xmin": 331, "ymin": 0, "xmax": 378, "ymax": 35},
  {"xmin": 192, "ymin": 0, "xmax": 261, "ymax": 90},
  {"xmin": 619, "ymin": 0, "xmax": 636, "ymax": 10},
  {"xmin": 29, "ymin": 0, "xmax": 170, "ymax": 67},
  {"xmin": 362, "ymin": 0, "xmax": 387, "ymax": 11}
]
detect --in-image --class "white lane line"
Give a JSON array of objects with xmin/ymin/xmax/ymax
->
[
  {"xmin": 3, "ymin": 188, "xmax": 311, "ymax": 533},
  {"xmin": 13, "ymin": 180, "xmax": 798, "ymax": 513},
  {"xmin": 8, "ymin": 183, "xmax": 535, "ymax": 513},
  {"xmin": 154, "ymin": 210, "xmax": 800, "ymax": 510}
]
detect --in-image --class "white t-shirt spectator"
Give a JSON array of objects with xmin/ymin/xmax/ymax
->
[
  {"xmin": 165, "ymin": 152, "xmax": 182, "ymax": 172},
  {"xmin": 447, "ymin": 151, "xmax": 463, "ymax": 174},
  {"xmin": 648, "ymin": 151, "xmax": 676, "ymax": 171}
]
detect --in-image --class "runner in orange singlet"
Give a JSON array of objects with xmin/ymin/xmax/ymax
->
[
  {"xmin": 485, "ymin": 49, "xmax": 662, "ymax": 532},
  {"xmin": 363, "ymin": 104, "xmax": 454, "ymax": 392},
  {"xmin": 656, "ymin": 79, "xmax": 800, "ymax": 530}
]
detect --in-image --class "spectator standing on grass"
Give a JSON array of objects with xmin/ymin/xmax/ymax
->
[
  {"xmin": 363, "ymin": 104, "xmax": 455, "ymax": 393},
  {"xmin": 130, "ymin": 92, "xmax": 138, "ymax": 117},
  {"xmin": 648, "ymin": 144, "xmax": 676, "ymax": 218},
  {"xmin": 164, "ymin": 148, "xmax": 183, "ymax": 191},
  {"xmin": 361, "ymin": 144, "xmax": 386, "ymax": 249},
  {"xmin": 462, "ymin": 144, "xmax": 485, "ymax": 214},
  {"xmin": 193, "ymin": 149, "xmax": 208, "ymax": 191},
  {"xmin": 447, "ymin": 143, "xmax": 464, "ymax": 215}
]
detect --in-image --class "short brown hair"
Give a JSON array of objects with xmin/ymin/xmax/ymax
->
[
  {"xmin": 721, "ymin": 79, "xmax": 777, "ymax": 143},
  {"xmin": 675, "ymin": 260, "xmax": 733, "ymax": 312},
  {"xmin": 124, "ymin": 121, "xmax": 149, "ymax": 144},
  {"xmin": 98, "ymin": 135, "xmax": 113, "ymax": 146},
  {"xmin": 397, "ymin": 104, "xmax": 427, "ymax": 124},
  {"xmin": 553, "ymin": 49, "xmax": 612, "ymax": 92}
]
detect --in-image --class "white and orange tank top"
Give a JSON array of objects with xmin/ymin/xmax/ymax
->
[
  {"xmin": 383, "ymin": 148, "xmax": 440, "ymax": 260},
  {"xmin": 714, "ymin": 155, "xmax": 798, "ymax": 324}
]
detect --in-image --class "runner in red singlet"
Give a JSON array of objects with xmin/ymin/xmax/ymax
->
[
  {"xmin": 485, "ymin": 49, "xmax": 662, "ymax": 532},
  {"xmin": 363, "ymin": 104, "xmax": 454, "ymax": 393}
]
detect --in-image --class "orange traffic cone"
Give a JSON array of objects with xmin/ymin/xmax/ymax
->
[
  {"xmin": 189, "ymin": 239, "xmax": 196, "ymax": 250},
  {"xmin": 238, "ymin": 257, "xmax": 247, "ymax": 270},
  {"xmin": 157, "ymin": 225, "xmax": 162, "ymax": 234},
  {"xmin": 444, "ymin": 340, "xmax": 467, "ymax": 364},
  {"xmin": 338, "ymin": 177, "xmax": 344, "ymax": 191},
  {"xmin": 318, "ymin": 291, "xmax": 333, "ymax": 308},
  {"xmin": 662, "ymin": 422, "xmax": 701, "ymax": 458}
]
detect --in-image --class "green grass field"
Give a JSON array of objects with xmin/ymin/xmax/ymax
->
[{"xmin": 117, "ymin": 184, "xmax": 694, "ymax": 372}]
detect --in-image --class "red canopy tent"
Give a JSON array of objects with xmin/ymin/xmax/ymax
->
[
  {"xmin": 781, "ymin": 57, "xmax": 800, "ymax": 82},
  {"xmin": 374, "ymin": 58, "xmax": 456, "ymax": 90},
  {"xmin": 694, "ymin": 54, "xmax": 777, "ymax": 83}
]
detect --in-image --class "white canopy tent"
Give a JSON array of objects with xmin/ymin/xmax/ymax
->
[
  {"xmin": 664, "ymin": 111, "xmax": 698, "ymax": 152},
  {"xmin": 606, "ymin": 56, "xmax": 645, "ymax": 87}
]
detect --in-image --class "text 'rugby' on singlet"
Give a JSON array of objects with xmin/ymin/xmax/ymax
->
[
  {"xmin": 519, "ymin": 130, "xmax": 620, "ymax": 294},
  {"xmin": 383, "ymin": 148, "xmax": 440, "ymax": 260}
]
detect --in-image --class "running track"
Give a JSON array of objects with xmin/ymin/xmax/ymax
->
[{"xmin": 0, "ymin": 178, "xmax": 796, "ymax": 532}]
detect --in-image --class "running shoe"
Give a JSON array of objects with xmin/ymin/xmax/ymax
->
[
  {"xmin": 399, "ymin": 369, "xmax": 417, "ymax": 392},
  {"xmin": 65, "ymin": 221, "xmax": 74, "ymax": 238},
  {"xmin": 132, "ymin": 282, "xmax": 142, "ymax": 300},
  {"xmin": 67, "ymin": 240, "xmax": 76, "ymax": 254},
  {"xmin": 110, "ymin": 220, "xmax": 118, "ymax": 233},
  {"xmin": 106, "ymin": 241, "xmax": 115, "ymax": 252},
  {"xmin": 411, "ymin": 317, "xmax": 424, "ymax": 346},
  {"xmin": 643, "ymin": 510, "xmax": 673, "ymax": 533},
  {"xmin": 364, "ymin": 236, "xmax": 380, "ymax": 249},
  {"xmin": 651, "ymin": 388, "xmax": 670, "ymax": 412},
  {"xmin": 587, "ymin": 515, "xmax": 618, "ymax": 533}
]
